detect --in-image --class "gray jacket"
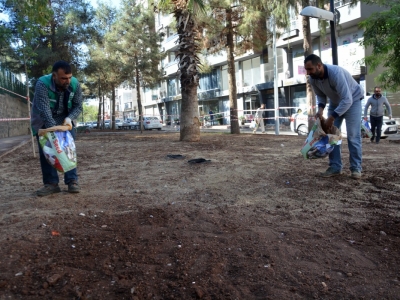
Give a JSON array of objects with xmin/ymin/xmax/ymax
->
[
  {"xmin": 309, "ymin": 65, "xmax": 364, "ymax": 119},
  {"xmin": 364, "ymin": 95, "xmax": 392, "ymax": 118}
]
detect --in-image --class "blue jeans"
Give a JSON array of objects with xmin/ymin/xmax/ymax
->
[
  {"xmin": 370, "ymin": 115, "xmax": 383, "ymax": 142},
  {"xmin": 328, "ymin": 99, "xmax": 362, "ymax": 172},
  {"xmin": 36, "ymin": 128, "xmax": 78, "ymax": 185}
]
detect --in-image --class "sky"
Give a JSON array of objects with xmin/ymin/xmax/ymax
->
[{"xmin": 88, "ymin": 0, "xmax": 121, "ymax": 9}]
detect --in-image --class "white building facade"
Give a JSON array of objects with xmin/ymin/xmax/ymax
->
[{"xmin": 137, "ymin": 1, "xmax": 388, "ymax": 126}]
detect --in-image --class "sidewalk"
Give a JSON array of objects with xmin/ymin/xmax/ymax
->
[{"xmin": 0, "ymin": 135, "xmax": 32, "ymax": 159}]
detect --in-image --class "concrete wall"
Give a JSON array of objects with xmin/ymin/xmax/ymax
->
[{"xmin": 0, "ymin": 93, "xmax": 30, "ymax": 138}]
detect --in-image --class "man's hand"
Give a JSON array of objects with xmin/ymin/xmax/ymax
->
[
  {"xmin": 63, "ymin": 117, "xmax": 72, "ymax": 130},
  {"xmin": 315, "ymin": 107, "xmax": 324, "ymax": 120},
  {"xmin": 324, "ymin": 116, "xmax": 335, "ymax": 131}
]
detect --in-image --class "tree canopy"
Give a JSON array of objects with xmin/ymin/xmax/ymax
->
[{"xmin": 360, "ymin": 0, "xmax": 400, "ymax": 91}]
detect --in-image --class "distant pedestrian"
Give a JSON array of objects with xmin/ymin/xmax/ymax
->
[
  {"xmin": 253, "ymin": 104, "xmax": 265, "ymax": 134},
  {"xmin": 209, "ymin": 110, "xmax": 214, "ymax": 126},
  {"xmin": 364, "ymin": 87, "xmax": 392, "ymax": 144},
  {"xmin": 31, "ymin": 61, "xmax": 83, "ymax": 196}
]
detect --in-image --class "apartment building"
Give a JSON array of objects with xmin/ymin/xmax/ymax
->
[
  {"xmin": 278, "ymin": 0, "xmax": 385, "ymax": 113},
  {"xmin": 138, "ymin": 1, "xmax": 387, "ymax": 125}
]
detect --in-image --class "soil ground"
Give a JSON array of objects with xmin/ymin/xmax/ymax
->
[{"xmin": 0, "ymin": 130, "xmax": 400, "ymax": 300}]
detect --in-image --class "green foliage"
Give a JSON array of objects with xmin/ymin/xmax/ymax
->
[
  {"xmin": 112, "ymin": 0, "xmax": 164, "ymax": 89},
  {"xmin": 0, "ymin": 0, "xmax": 96, "ymax": 81},
  {"xmin": 198, "ymin": 58, "xmax": 213, "ymax": 74},
  {"xmin": 78, "ymin": 103, "xmax": 98, "ymax": 122},
  {"xmin": 360, "ymin": 1, "xmax": 400, "ymax": 91}
]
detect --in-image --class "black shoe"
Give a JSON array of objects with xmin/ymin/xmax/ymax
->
[
  {"xmin": 36, "ymin": 184, "xmax": 61, "ymax": 197},
  {"xmin": 319, "ymin": 167, "xmax": 342, "ymax": 178},
  {"xmin": 68, "ymin": 181, "xmax": 80, "ymax": 193},
  {"xmin": 370, "ymin": 136, "xmax": 375, "ymax": 142}
]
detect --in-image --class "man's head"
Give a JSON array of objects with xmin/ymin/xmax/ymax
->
[
  {"xmin": 374, "ymin": 86, "xmax": 382, "ymax": 98},
  {"xmin": 260, "ymin": 104, "xmax": 265, "ymax": 109},
  {"xmin": 304, "ymin": 54, "xmax": 324, "ymax": 80},
  {"xmin": 52, "ymin": 61, "xmax": 72, "ymax": 91}
]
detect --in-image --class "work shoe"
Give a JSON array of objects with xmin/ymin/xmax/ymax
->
[
  {"xmin": 351, "ymin": 170, "xmax": 362, "ymax": 179},
  {"xmin": 68, "ymin": 181, "xmax": 80, "ymax": 193},
  {"xmin": 36, "ymin": 184, "xmax": 61, "ymax": 197},
  {"xmin": 319, "ymin": 167, "xmax": 342, "ymax": 178},
  {"xmin": 370, "ymin": 136, "xmax": 375, "ymax": 142}
]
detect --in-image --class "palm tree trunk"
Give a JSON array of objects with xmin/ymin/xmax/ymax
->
[{"xmin": 176, "ymin": 11, "xmax": 201, "ymax": 142}]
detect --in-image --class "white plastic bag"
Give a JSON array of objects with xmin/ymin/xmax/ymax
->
[{"xmin": 250, "ymin": 120, "xmax": 256, "ymax": 129}]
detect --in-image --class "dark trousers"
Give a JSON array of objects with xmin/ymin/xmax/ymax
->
[
  {"xmin": 36, "ymin": 128, "xmax": 78, "ymax": 185},
  {"xmin": 370, "ymin": 115, "xmax": 383, "ymax": 142}
]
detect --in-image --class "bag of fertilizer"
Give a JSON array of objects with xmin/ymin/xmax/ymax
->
[
  {"xmin": 38, "ymin": 126, "xmax": 77, "ymax": 173},
  {"xmin": 300, "ymin": 118, "xmax": 342, "ymax": 159},
  {"xmin": 361, "ymin": 119, "xmax": 373, "ymax": 138}
]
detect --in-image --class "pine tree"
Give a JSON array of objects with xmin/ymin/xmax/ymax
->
[{"xmin": 110, "ymin": 0, "xmax": 164, "ymax": 132}]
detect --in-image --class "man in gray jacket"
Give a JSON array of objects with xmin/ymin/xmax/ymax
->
[
  {"xmin": 364, "ymin": 87, "xmax": 392, "ymax": 144},
  {"xmin": 304, "ymin": 54, "xmax": 364, "ymax": 179}
]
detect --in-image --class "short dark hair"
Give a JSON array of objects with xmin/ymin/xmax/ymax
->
[
  {"xmin": 304, "ymin": 54, "xmax": 322, "ymax": 65},
  {"xmin": 52, "ymin": 61, "xmax": 72, "ymax": 74}
]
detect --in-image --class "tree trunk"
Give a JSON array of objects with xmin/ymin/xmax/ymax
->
[
  {"xmin": 180, "ymin": 81, "xmax": 200, "ymax": 141},
  {"xmin": 135, "ymin": 55, "xmax": 144, "ymax": 133},
  {"xmin": 97, "ymin": 77, "xmax": 101, "ymax": 129},
  {"xmin": 302, "ymin": 11, "xmax": 316, "ymax": 132},
  {"xmin": 226, "ymin": 8, "xmax": 240, "ymax": 134},
  {"xmin": 111, "ymin": 83, "xmax": 116, "ymax": 129},
  {"xmin": 176, "ymin": 11, "xmax": 200, "ymax": 142},
  {"xmin": 102, "ymin": 94, "xmax": 105, "ymax": 128}
]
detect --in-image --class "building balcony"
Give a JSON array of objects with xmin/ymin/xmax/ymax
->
[{"xmin": 162, "ymin": 34, "xmax": 179, "ymax": 52}]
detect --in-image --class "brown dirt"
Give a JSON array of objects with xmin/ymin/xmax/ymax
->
[{"xmin": 0, "ymin": 131, "xmax": 400, "ymax": 300}]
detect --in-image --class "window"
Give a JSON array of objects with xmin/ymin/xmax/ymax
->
[
  {"xmin": 169, "ymin": 52, "xmax": 176, "ymax": 64},
  {"xmin": 167, "ymin": 78, "xmax": 177, "ymax": 96},
  {"xmin": 242, "ymin": 57, "xmax": 261, "ymax": 86},
  {"xmin": 221, "ymin": 65, "xmax": 228, "ymax": 91},
  {"xmin": 199, "ymin": 69, "xmax": 219, "ymax": 91},
  {"xmin": 288, "ymin": 6, "xmax": 297, "ymax": 31}
]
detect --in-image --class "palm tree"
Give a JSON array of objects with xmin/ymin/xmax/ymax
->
[{"xmin": 158, "ymin": 0, "xmax": 206, "ymax": 142}]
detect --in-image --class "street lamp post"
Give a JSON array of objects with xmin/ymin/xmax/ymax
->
[
  {"xmin": 300, "ymin": 1, "xmax": 338, "ymax": 65},
  {"xmin": 329, "ymin": 0, "xmax": 338, "ymax": 65}
]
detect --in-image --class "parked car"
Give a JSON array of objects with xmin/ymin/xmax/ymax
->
[
  {"xmin": 143, "ymin": 116, "xmax": 162, "ymax": 130},
  {"xmin": 104, "ymin": 120, "xmax": 110, "ymax": 129},
  {"xmin": 92, "ymin": 121, "xmax": 98, "ymax": 128},
  {"xmin": 85, "ymin": 121, "xmax": 93, "ymax": 129},
  {"xmin": 77, "ymin": 122, "xmax": 85, "ymax": 127},
  {"xmin": 290, "ymin": 111, "xmax": 398, "ymax": 138},
  {"xmin": 115, "ymin": 119, "xmax": 123, "ymax": 129},
  {"xmin": 122, "ymin": 118, "xmax": 138, "ymax": 130}
]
